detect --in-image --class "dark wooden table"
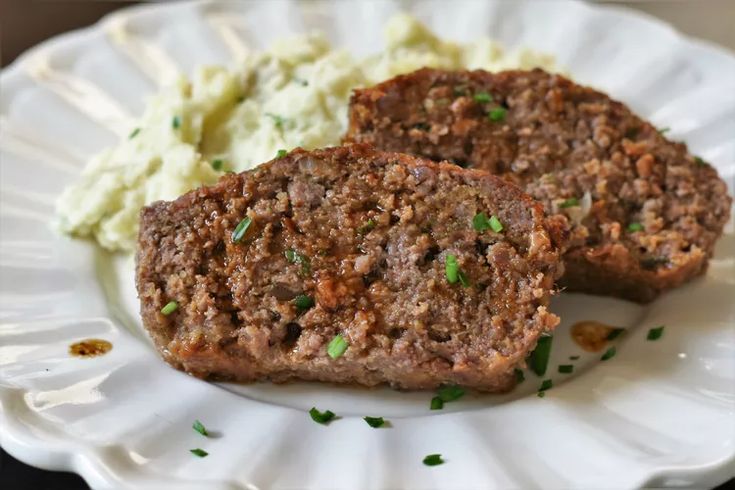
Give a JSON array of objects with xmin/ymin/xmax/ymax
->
[{"xmin": 1, "ymin": 1, "xmax": 733, "ymax": 488}]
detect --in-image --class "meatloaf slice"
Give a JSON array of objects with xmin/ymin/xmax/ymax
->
[
  {"xmin": 136, "ymin": 144, "xmax": 561, "ymax": 391},
  {"xmin": 344, "ymin": 68, "xmax": 732, "ymax": 302}
]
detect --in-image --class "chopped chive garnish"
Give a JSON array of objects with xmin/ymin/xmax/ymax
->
[
  {"xmin": 265, "ymin": 112, "xmax": 287, "ymax": 129},
  {"xmin": 559, "ymin": 197, "xmax": 579, "ymax": 208},
  {"xmin": 457, "ymin": 271, "xmax": 471, "ymax": 288},
  {"xmin": 606, "ymin": 328, "xmax": 625, "ymax": 340},
  {"xmin": 537, "ymin": 391, "xmax": 546, "ymax": 398},
  {"xmin": 445, "ymin": 254, "xmax": 459, "ymax": 284},
  {"xmin": 357, "ymin": 219, "xmax": 376, "ymax": 235},
  {"xmin": 514, "ymin": 368, "xmax": 525, "ymax": 383},
  {"xmin": 647, "ymin": 325, "xmax": 665, "ymax": 341},
  {"xmin": 309, "ymin": 407, "xmax": 336, "ymax": 424},
  {"xmin": 172, "ymin": 116, "xmax": 181, "ymax": 129},
  {"xmin": 192, "ymin": 420, "xmax": 208, "ymax": 437},
  {"xmin": 327, "ymin": 334, "xmax": 348, "ymax": 359},
  {"xmin": 529, "ymin": 335, "xmax": 553, "ymax": 376},
  {"xmin": 211, "ymin": 159, "xmax": 224, "ymax": 171},
  {"xmin": 627, "ymin": 222, "xmax": 644, "ymax": 232},
  {"xmin": 129, "ymin": 128, "xmax": 140, "ymax": 139},
  {"xmin": 488, "ymin": 215, "xmax": 503, "ymax": 232},
  {"xmin": 437, "ymin": 385, "xmax": 465, "ymax": 402},
  {"xmin": 430, "ymin": 396, "xmax": 444, "ymax": 410},
  {"xmin": 558, "ymin": 364, "xmax": 574, "ymax": 374},
  {"xmin": 473, "ymin": 92, "xmax": 492, "ymax": 103},
  {"xmin": 236, "ymin": 95, "xmax": 245, "ymax": 103},
  {"xmin": 363, "ymin": 416, "xmax": 385, "ymax": 428},
  {"xmin": 694, "ymin": 156, "xmax": 705, "ymax": 167},
  {"xmin": 658, "ymin": 127, "xmax": 670, "ymax": 134},
  {"xmin": 473, "ymin": 212, "xmax": 504, "ymax": 233},
  {"xmin": 488, "ymin": 107, "xmax": 507, "ymax": 122},
  {"xmin": 276, "ymin": 149, "xmax": 288, "ymax": 158},
  {"xmin": 569, "ymin": 355, "xmax": 580, "ymax": 360},
  {"xmin": 539, "ymin": 379, "xmax": 553, "ymax": 391},
  {"xmin": 293, "ymin": 77, "xmax": 308, "ymax": 87},
  {"xmin": 161, "ymin": 301, "xmax": 178, "ymax": 315},
  {"xmin": 285, "ymin": 249, "xmax": 311, "ymax": 275},
  {"xmin": 190, "ymin": 448, "xmax": 208, "ymax": 457},
  {"xmin": 423, "ymin": 454, "xmax": 444, "ymax": 466},
  {"xmin": 601, "ymin": 346, "xmax": 616, "ymax": 361},
  {"xmin": 293, "ymin": 295, "xmax": 314, "ymax": 311},
  {"xmin": 232, "ymin": 217, "xmax": 252, "ymax": 243}
]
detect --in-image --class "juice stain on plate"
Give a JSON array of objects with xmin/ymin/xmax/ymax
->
[
  {"xmin": 570, "ymin": 321, "xmax": 617, "ymax": 352},
  {"xmin": 69, "ymin": 339, "xmax": 112, "ymax": 358}
]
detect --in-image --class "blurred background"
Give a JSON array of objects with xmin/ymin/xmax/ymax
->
[{"xmin": 1, "ymin": 1, "xmax": 734, "ymax": 488}]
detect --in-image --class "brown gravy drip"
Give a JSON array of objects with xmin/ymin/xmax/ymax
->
[
  {"xmin": 570, "ymin": 321, "xmax": 616, "ymax": 352},
  {"xmin": 69, "ymin": 339, "xmax": 112, "ymax": 358}
]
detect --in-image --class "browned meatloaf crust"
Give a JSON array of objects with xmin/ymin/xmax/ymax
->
[
  {"xmin": 136, "ymin": 144, "xmax": 562, "ymax": 391},
  {"xmin": 345, "ymin": 68, "xmax": 732, "ymax": 302}
]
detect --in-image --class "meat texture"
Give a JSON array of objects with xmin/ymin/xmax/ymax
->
[
  {"xmin": 345, "ymin": 68, "xmax": 732, "ymax": 302},
  {"xmin": 136, "ymin": 145, "xmax": 562, "ymax": 391}
]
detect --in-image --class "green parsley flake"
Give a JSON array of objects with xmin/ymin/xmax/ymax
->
[
  {"xmin": 430, "ymin": 396, "xmax": 444, "ymax": 410},
  {"xmin": 172, "ymin": 116, "xmax": 181, "ymax": 129},
  {"xmin": 473, "ymin": 92, "xmax": 492, "ymax": 103},
  {"xmin": 192, "ymin": 420, "xmax": 208, "ymax": 437},
  {"xmin": 488, "ymin": 215, "xmax": 503, "ymax": 232},
  {"xmin": 293, "ymin": 295, "xmax": 314, "ymax": 311},
  {"xmin": 529, "ymin": 335, "xmax": 553, "ymax": 376},
  {"xmin": 445, "ymin": 254, "xmax": 459, "ymax": 284},
  {"xmin": 539, "ymin": 379, "xmax": 553, "ymax": 391},
  {"xmin": 515, "ymin": 368, "xmax": 525, "ymax": 383},
  {"xmin": 276, "ymin": 149, "xmax": 288, "ymax": 158},
  {"xmin": 473, "ymin": 212, "xmax": 503, "ymax": 232},
  {"xmin": 363, "ymin": 416, "xmax": 386, "ymax": 428},
  {"xmin": 190, "ymin": 448, "xmax": 208, "ymax": 457},
  {"xmin": 265, "ymin": 112, "xmax": 287, "ymax": 129},
  {"xmin": 569, "ymin": 355, "xmax": 580, "ymax": 360},
  {"xmin": 357, "ymin": 219, "xmax": 377, "ymax": 235},
  {"xmin": 211, "ymin": 159, "xmax": 224, "ymax": 171},
  {"xmin": 627, "ymin": 222, "xmax": 644, "ymax": 232},
  {"xmin": 488, "ymin": 107, "xmax": 507, "ymax": 122},
  {"xmin": 601, "ymin": 346, "xmax": 616, "ymax": 361},
  {"xmin": 559, "ymin": 197, "xmax": 579, "ymax": 208},
  {"xmin": 423, "ymin": 454, "xmax": 444, "ymax": 466},
  {"xmin": 327, "ymin": 334, "xmax": 348, "ymax": 359},
  {"xmin": 606, "ymin": 328, "xmax": 625, "ymax": 340},
  {"xmin": 309, "ymin": 407, "xmax": 336, "ymax": 424},
  {"xmin": 558, "ymin": 364, "xmax": 574, "ymax": 374},
  {"xmin": 694, "ymin": 156, "xmax": 705, "ymax": 167},
  {"xmin": 232, "ymin": 217, "xmax": 252, "ymax": 243},
  {"xmin": 161, "ymin": 301, "xmax": 178, "ymax": 315},
  {"xmin": 537, "ymin": 391, "xmax": 546, "ymax": 398},
  {"xmin": 128, "ymin": 128, "xmax": 140, "ymax": 139},
  {"xmin": 437, "ymin": 385, "xmax": 465, "ymax": 402},
  {"xmin": 285, "ymin": 249, "xmax": 311, "ymax": 275},
  {"xmin": 647, "ymin": 326, "xmax": 665, "ymax": 341}
]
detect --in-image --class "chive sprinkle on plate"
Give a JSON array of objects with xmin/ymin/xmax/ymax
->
[
  {"xmin": 437, "ymin": 385, "xmax": 465, "ymax": 402},
  {"xmin": 473, "ymin": 92, "xmax": 492, "ymax": 103},
  {"xmin": 514, "ymin": 368, "xmax": 525, "ymax": 383},
  {"xmin": 423, "ymin": 454, "xmax": 444, "ymax": 466},
  {"xmin": 211, "ymin": 159, "xmax": 224, "ymax": 171},
  {"xmin": 192, "ymin": 420, "xmax": 208, "ymax": 437},
  {"xmin": 606, "ymin": 328, "xmax": 625, "ymax": 341},
  {"xmin": 627, "ymin": 222, "xmax": 644, "ymax": 232},
  {"xmin": 445, "ymin": 254, "xmax": 459, "ymax": 284},
  {"xmin": 309, "ymin": 407, "xmax": 336, "ymax": 424},
  {"xmin": 190, "ymin": 448, "xmax": 208, "ymax": 458},
  {"xmin": 293, "ymin": 295, "xmax": 314, "ymax": 312},
  {"xmin": 539, "ymin": 379, "xmax": 553, "ymax": 391},
  {"xmin": 601, "ymin": 346, "xmax": 616, "ymax": 361},
  {"xmin": 327, "ymin": 334, "xmax": 348, "ymax": 359},
  {"xmin": 529, "ymin": 335, "xmax": 553, "ymax": 376},
  {"xmin": 276, "ymin": 149, "xmax": 288, "ymax": 158},
  {"xmin": 160, "ymin": 301, "xmax": 178, "ymax": 315},
  {"xmin": 172, "ymin": 115, "xmax": 181, "ymax": 129},
  {"xmin": 128, "ymin": 127, "xmax": 140, "ymax": 139},
  {"xmin": 363, "ymin": 416, "xmax": 386, "ymax": 428},
  {"xmin": 647, "ymin": 325, "xmax": 665, "ymax": 341},
  {"xmin": 558, "ymin": 364, "xmax": 574, "ymax": 374},
  {"xmin": 488, "ymin": 107, "xmax": 506, "ymax": 122},
  {"xmin": 232, "ymin": 217, "xmax": 252, "ymax": 243},
  {"xmin": 430, "ymin": 396, "xmax": 444, "ymax": 410}
]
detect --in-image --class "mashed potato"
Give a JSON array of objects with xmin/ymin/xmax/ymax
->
[{"xmin": 56, "ymin": 14, "xmax": 556, "ymax": 252}]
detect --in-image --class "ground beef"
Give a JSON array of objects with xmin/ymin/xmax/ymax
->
[
  {"xmin": 136, "ymin": 144, "xmax": 562, "ymax": 391},
  {"xmin": 344, "ymin": 68, "xmax": 732, "ymax": 302}
]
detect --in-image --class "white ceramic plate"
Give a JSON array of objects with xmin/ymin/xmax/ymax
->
[{"xmin": 1, "ymin": 1, "xmax": 734, "ymax": 488}]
